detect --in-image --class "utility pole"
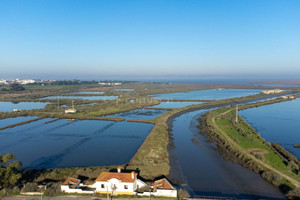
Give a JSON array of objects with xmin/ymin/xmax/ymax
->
[
  {"xmin": 236, "ymin": 104, "xmax": 238, "ymax": 123},
  {"xmin": 40, "ymin": 185, "xmax": 46, "ymax": 200},
  {"xmin": 106, "ymin": 185, "xmax": 109, "ymax": 200}
]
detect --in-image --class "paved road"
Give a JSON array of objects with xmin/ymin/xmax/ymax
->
[
  {"xmin": 0, "ymin": 196, "xmax": 166, "ymax": 200},
  {"xmin": 1, "ymin": 196, "xmax": 100, "ymax": 200},
  {"xmin": 0, "ymin": 196, "xmax": 100, "ymax": 200}
]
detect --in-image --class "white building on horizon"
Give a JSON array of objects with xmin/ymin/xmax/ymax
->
[
  {"xmin": 15, "ymin": 79, "xmax": 36, "ymax": 85},
  {"xmin": 98, "ymin": 82, "xmax": 122, "ymax": 86},
  {"xmin": 0, "ymin": 79, "xmax": 8, "ymax": 85},
  {"xmin": 261, "ymin": 89, "xmax": 283, "ymax": 94}
]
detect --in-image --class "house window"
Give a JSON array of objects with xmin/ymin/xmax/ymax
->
[
  {"xmin": 124, "ymin": 185, "xmax": 128, "ymax": 189},
  {"xmin": 101, "ymin": 184, "xmax": 105, "ymax": 188}
]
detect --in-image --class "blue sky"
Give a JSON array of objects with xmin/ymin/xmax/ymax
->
[{"xmin": 0, "ymin": 0, "xmax": 300, "ymax": 80}]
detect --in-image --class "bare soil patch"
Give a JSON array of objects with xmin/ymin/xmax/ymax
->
[{"xmin": 248, "ymin": 148, "xmax": 269, "ymax": 155}]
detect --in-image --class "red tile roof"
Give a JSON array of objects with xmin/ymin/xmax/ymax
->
[
  {"xmin": 153, "ymin": 178, "xmax": 175, "ymax": 191},
  {"xmin": 62, "ymin": 177, "xmax": 81, "ymax": 189},
  {"xmin": 96, "ymin": 172, "xmax": 137, "ymax": 183}
]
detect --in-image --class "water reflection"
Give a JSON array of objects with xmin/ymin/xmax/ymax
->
[
  {"xmin": 40, "ymin": 95, "xmax": 117, "ymax": 100},
  {"xmin": 105, "ymin": 108, "xmax": 167, "ymax": 120},
  {"xmin": 150, "ymin": 101, "xmax": 203, "ymax": 109},
  {"xmin": 113, "ymin": 89, "xmax": 135, "ymax": 92},
  {"xmin": 0, "ymin": 102, "xmax": 48, "ymax": 112},
  {"xmin": 0, "ymin": 116, "xmax": 38, "ymax": 128},
  {"xmin": 71, "ymin": 91, "xmax": 105, "ymax": 94},
  {"xmin": 150, "ymin": 89, "xmax": 262, "ymax": 100},
  {"xmin": 0, "ymin": 118, "xmax": 153, "ymax": 169}
]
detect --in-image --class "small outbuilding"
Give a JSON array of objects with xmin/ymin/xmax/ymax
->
[
  {"xmin": 61, "ymin": 177, "xmax": 94, "ymax": 194},
  {"xmin": 152, "ymin": 178, "xmax": 177, "ymax": 197},
  {"xmin": 65, "ymin": 108, "xmax": 77, "ymax": 114}
]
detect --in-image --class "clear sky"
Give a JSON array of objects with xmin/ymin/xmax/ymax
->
[{"xmin": 0, "ymin": 0, "xmax": 300, "ymax": 80}]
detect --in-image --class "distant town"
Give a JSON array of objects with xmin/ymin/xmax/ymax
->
[
  {"xmin": 0, "ymin": 79, "xmax": 55, "ymax": 85},
  {"xmin": 0, "ymin": 78, "xmax": 125, "ymax": 86}
]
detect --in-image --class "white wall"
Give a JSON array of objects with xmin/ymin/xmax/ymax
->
[
  {"xmin": 61, "ymin": 185, "xmax": 94, "ymax": 194},
  {"xmin": 94, "ymin": 179, "xmax": 135, "ymax": 193},
  {"xmin": 136, "ymin": 179, "xmax": 147, "ymax": 189},
  {"xmin": 156, "ymin": 189, "xmax": 177, "ymax": 197},
  {"xmin": 137, "ymin": 189, "xmax": 177, "ymax": 197}
]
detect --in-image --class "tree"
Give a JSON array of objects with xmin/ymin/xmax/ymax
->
[
  {"xmin": 0, "ymin": 153, "xmax": 22, "ymax": 190},
  {"xmin": 9, "ymin": 83, "xmax": 25, "ymax": 91},
  {"xmin": 0, "ymin": 87, "xmax": 8, "ymax": 91}
]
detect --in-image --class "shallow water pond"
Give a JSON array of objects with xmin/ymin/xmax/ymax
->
[
  {"xmin": 105, "ymin": 109, "xmax": 167, "ymax": 120},
  {"xmin": 71, "ymin": 91, "xmax": 105, "ymax": 94},
  {"xmin": 0, "ymin": 116, "xmax": 38, "ymax": 128},
  {"xmin": 0, "ymin": 118, "xmax": 153, "ymax": 169},
  {"xmin": 150, "ymin": 89, "xmax": 262, "ymax": 100},
  {"xmin": 113, "ymin": 89, "xmax": 135, "ymax": 92},
  {"xmin": 0, "ymin": 102, "xmax": 48, "ymax": 112},
  {"xmin": 150, "ymin": 101, "xmax": 203, "ymax": 109}
]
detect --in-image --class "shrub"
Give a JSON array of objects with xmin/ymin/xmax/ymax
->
[
  {"xmin": 286, "ymin": 187, "xmax": 300, "ymax": 200},
  {"xmin": 288, "ymin": 160, "xmax": 299, "ymax": 173},
  {"xmin": 261, "ymin": 171, "xmax": 282, "ymax": 186},
  {"xmin": 23, "ymin": 182, "xmax": 39, "ymax": 192},
  {"xmin": 9, "ymin": 83, "xmax": 25, "ymax": 91},
  {"xmin": 254, "ymin": 153, "xmax": 263, "ymax": 161},
  {"xmin": 177, "ymin": 189, "xmax": 190, "ymax": 199}
]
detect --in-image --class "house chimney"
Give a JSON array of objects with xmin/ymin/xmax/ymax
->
[
  {"xmin": 131, "ymin": 171, "xmax": 135, "ymax": 179},
  {"xmin": 117, "ymin": 166, "xmax": 122, "ymax": 173}
]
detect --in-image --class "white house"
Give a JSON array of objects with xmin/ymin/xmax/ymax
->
[
  {"xmin": 93, "ymin": 167, "xmax": 145, "ymax": 195},
  {"xmin": 61, "ymin": 167, "xmax": 177, "ymax": 197}
]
